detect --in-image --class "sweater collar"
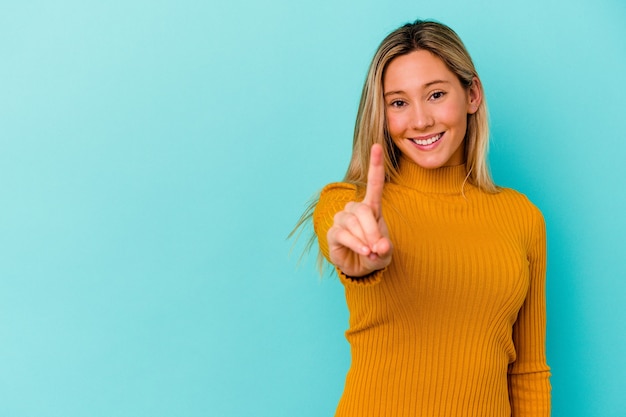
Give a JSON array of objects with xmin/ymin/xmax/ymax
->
[{"xmin": 393, "ymin": 157, "xmax": 469, "ymax": 194}]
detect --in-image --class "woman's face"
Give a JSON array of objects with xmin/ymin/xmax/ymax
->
[{"xmin": 383, "ymin": 49, "xmax": 481, "ymax": 169}]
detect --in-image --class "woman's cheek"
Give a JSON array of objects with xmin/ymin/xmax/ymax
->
[{"xmin": 386, "ymin": 113, "xmax": 404, "ymax": 138}]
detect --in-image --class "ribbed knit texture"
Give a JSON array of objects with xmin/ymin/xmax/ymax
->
[{"xmin": 313, "ymin": 157, "xmax": 551, "ymax": 417}]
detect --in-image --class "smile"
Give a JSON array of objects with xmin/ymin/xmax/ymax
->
[{"xmin": 411, "ymin": 133, "xmax": 442, "ymax": 146}]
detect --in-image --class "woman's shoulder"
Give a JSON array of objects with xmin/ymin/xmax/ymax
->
[
  {"xmin": 491, "ymin": 186, "xmax": 544, "ymax": 219},
  {"xmin": 318, "ymin": 182, "xmax": 361, "ymax": 202},
  {"xmin": 313, "ymin": 182, "xmax": 361, "ymax": 223}
]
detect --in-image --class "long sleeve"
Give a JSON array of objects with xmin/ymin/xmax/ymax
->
[{"xmin": 508, "ymin": 207, "xmax": 552, "ymax": 416}]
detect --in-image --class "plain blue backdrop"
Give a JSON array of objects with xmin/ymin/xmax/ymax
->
[{"xmin": 1, "ymin": 1, "xmax": 625, "ymax": 416}]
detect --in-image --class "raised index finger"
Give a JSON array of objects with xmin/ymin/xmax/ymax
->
[{"xmin": 363, "ymin": 143, "xmax": 385, "ymax": 217}]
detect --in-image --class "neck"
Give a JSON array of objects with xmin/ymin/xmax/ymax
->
[{"xmin": 393, "ymin": 157, "xmax": 469, "ymax": 194}]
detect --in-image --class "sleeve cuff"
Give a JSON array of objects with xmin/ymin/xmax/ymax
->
[{"xmin": 335, "ymin": 266, "xmax": 385, "ymax": 286}]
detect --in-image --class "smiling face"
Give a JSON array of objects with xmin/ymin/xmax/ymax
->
[{"xmin": 383, "ymin": 49, "xmax": 482, "ymax": 169}]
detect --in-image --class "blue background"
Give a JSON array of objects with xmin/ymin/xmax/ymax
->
[{"xmin": 1, "ymin": 1, "xmax": 625, "ymax": 416}]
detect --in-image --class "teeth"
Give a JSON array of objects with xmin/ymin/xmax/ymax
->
[{"xmin": 412, "ymin": 133, "xmax": 442, "ymax": 146}]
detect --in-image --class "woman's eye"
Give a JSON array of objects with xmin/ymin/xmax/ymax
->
[
  {"xmin": 431, "ymin": 91, "xmax": 446, "ymax": 100},
  {"xmin": 390, "ymin": 100, "xmax": 406, "ymax": 108}
]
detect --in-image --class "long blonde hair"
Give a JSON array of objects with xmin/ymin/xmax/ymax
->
[
  {"xmin": 348, "ymin": 19, "xmax": 496, "ymax": 191},
  {"xmin": 291, "ymin": 20, "xmax": 497, "ymax": 269}
]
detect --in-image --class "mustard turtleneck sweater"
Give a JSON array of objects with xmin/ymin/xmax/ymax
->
[{"xmin": 313, "ymin": 158, "xmax": 551, "ymax": 417}]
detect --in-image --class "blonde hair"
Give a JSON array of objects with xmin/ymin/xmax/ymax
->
[
  {"xmin": 348, "ymin": 19, "xmax": 496, "ymax": 192},
  {"xmin": 291, "ymin": 20, "xmax": 497, "ymax": 269}
]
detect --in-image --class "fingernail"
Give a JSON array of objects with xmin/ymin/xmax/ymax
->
[{"xmin": 361, "ymin": 246, "xmax": 369, "ymax": 255}]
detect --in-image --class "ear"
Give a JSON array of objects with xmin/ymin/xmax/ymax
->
[{"xmin": 467, "ymin": 76, "xmax": 482, "ymax": 114}]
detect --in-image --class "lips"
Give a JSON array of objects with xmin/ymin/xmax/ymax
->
[{"xmin": 411, "ymin": 133, "xmax": 443, "ymax": 146}]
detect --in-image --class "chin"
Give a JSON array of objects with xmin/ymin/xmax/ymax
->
[{"xmin": 412, "ymin": 157, "xmax": 452, "ymax": 170}]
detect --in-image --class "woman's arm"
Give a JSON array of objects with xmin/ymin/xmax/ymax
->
[{"xmin": 508, "ymin": 208, "xmax": 551, "ymax": 416}]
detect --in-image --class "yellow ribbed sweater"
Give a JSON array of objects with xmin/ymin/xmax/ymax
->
[{"xmin": 313, "ymin": 158, "xmax": 551, "ymax": 417}]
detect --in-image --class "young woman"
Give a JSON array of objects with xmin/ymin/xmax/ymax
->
[{"xmin": 299, "ymin": 20, "xmax": 550, "ymax": 416}]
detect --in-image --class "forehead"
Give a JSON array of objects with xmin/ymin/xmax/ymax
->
[{"xmin": 383, "ymin": 50, "xmax": 457, "ymax": 89}]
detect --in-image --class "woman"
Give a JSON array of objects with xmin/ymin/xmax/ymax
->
[{"xmin": 299, "ymin": 19, "xmax": 551, "ymax": 416}]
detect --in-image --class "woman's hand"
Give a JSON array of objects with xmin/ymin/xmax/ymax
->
[{"xmin": 327, "ymin": 144, "xmax": 393, "ymax": 277}]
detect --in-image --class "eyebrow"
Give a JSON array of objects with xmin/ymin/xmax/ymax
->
[{"xmin": 384, "ymin": 79, "xmax": 450, "ymax": 97}]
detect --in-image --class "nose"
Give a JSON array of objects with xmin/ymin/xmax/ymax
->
[{"xmin": 410, "ymin": 102, "xmax": 434, "ymax": 130}]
